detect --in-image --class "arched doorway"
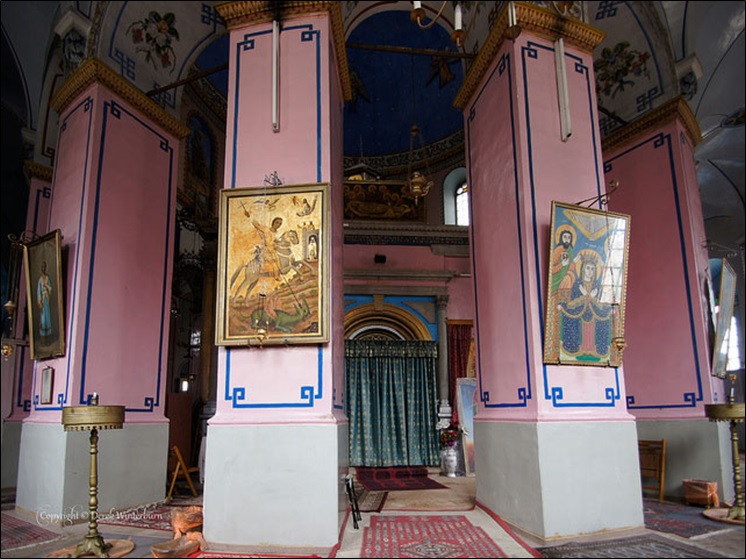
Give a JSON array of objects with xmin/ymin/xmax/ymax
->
[{"xmin": 344, "ymin": 302, "xmax": 440, "ymax": 467}]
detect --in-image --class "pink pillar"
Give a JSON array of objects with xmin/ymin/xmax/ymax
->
[
  {"xmin": 604, "ymin": 98, "xmax": 733, "ymax": 502},
  {"xmin": 455, "ymin": 4, "xmax": 641, "ymax": 540},
  {"xmin": 15, "ymin": 59, "xmax": 188, "ymax": 518},
  {"xmin": 203, "ymin": 3, "xmax": 349, "ymax": 552}
]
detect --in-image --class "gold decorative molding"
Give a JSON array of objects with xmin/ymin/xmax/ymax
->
[
  {"xmin": 215, "ymin": 1, "xmax": 351, "ymax": 100},
  {"xmin": 23, "ymin": 160, "xmax": 53, "ymax": 183},
  {"xmin": 50, "ymin": 58, "xmax": 190, "ymax": 139},
  {"xmin": 455, "ymin": 2, "xmax": 605, "ymax": 110},
  {"xmin": 602, "ymin": 97, "xmax": 702, "ymax": 154}
]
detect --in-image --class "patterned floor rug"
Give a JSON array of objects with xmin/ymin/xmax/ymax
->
[
  {"xmin": 537, "ymin": 533, "xmax": 730, "ymax": 558},
  {"xmin": 188, "ymin": 552, "xmax": 322, "ymax": 558},
  {"xmin": 356, "ymin": 466, "xmax": 448, "ymax": 492},
  {"xmin": 360, "ymin": 514, "xmax": 507, "ymax": 558},
  {"xmin": 97, "ymin": 503, "xmax": 174, "ymax": 531},
  {"xmin": 352, "ymin": 479, "xmax": 388, "ymax": 513},
  {"xmin": 643, "ymin": 498, "xmax": 730, "ymax": 538},
  {"xmin": 357, "ymin": 489, "xmax": 388, "ymax": 513},
  {"xmin": 1, "ymin": 512, "xmax": 60, "ymax": 551}
]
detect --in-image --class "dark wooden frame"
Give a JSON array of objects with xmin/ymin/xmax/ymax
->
[{"xmin": 23, "ymin": 229, "xmax": 66, "ymax": 360}]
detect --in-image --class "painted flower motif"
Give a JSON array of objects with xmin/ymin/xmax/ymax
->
[
  {"xmin": 127, "ymin": 11, "xmax": 180, "ymax": 73},
  {"xmin": 594, "ymin": 41, "xmax": 651, "ymax": 99}
]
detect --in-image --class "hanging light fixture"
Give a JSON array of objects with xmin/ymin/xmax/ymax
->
[
  {"xmin": 404, "ymin": 125, "xmax": 433, "ymax": 204},
  {"xmin": 402, "ymin": 54, "xmax": 433, "ymax": 205},
  {"xmin": 411, "ymin": 1, "xmax": 467, "ymax": 47}
]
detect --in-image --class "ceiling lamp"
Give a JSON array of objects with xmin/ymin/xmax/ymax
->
[
  {"xmin": 403, "ymin": 124, "xmax": 433, "ymax": 205},
  {"xmin": 411, "ymin": 1, "xmax": 466, "ymax": 47}
]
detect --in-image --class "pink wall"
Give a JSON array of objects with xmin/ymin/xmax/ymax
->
[
  {"xmin": 605, "ymin": 119, "xmax": 718, "ymax": 418},
  {"xmin": 342, "ymin": 244, "xmax": 473, "ymax": 320},
  {"xmin": 466, "ymin": 35, "xmax": 632, "ymax": 422},
  {"xmin": 215, "ymin": 15, "xmax": 344, "ymax": 424},
  {"xmin": 25, "ymin": 83, "xmax": 178, "ymax": 424}
]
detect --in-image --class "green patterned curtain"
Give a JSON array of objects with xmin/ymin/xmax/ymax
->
[{"xmin": 345, "ymin": 340, "xmax": 440, "ymax": 467}]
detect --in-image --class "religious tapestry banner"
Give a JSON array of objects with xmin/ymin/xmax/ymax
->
[{"xmin": 543, "ymin": 201, "xmax": 631, "ymax": 367}]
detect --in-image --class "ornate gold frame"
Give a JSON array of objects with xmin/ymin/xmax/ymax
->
[
  {"xmin": 215, "ymin": 183, "xmax": 329, "ymax": 346},
  {"xmin": 543, "ymin": 201, "xmax": 631, "ymax": 367}
]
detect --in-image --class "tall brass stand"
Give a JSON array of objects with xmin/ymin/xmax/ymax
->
[
  {"xmin": 61, "ymin": 398, "xmax": 125, "ymax": 558},
  {"xmin": 705, "ymin": 381, "xmax": 745, "ymax": 522}
]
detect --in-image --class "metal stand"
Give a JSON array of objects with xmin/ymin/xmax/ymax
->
[
  {"xmin": 705, "ymin": 375, "xmax": 745, "ymax": 523},
  {"xmin": 70, "ymin": 427, "xmax": 110, "ymax": 558},
  {"xmin": 724, "ymin": 416, "xmax": 745, "ymax": 520},
  {"xmin": 62, "ymin": 397, "xmax": 125, "ymax": 558},
  {"xmin": 344, "ymin": 474, "xmax": 361, "ymax": 529}
]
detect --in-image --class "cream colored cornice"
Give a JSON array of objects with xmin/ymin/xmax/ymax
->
[
  {"xmin": 602, "ymin": 97, "xmax": 702, "ymax": 154},
  {"xmin": 49, "ymin": 58, "xmax": 190, "ymax": 139},
  {"xmin": 344, "ymin": 269, "xmax": 457, "ymax": 283},
  {"xmin": 455, "ymin": 2, "xmax": 605, "ymax": 110},
  {"xmin": 23, "ymin": 160, "xmax": 53, "ymax": 183},
  {"xmin": 215, "ymin": 1, "xmax": 351, "ymax": 101}
]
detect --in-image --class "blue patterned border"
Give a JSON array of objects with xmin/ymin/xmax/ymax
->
[
  {"xmin": 230, "ymin": 24, "xmax": 321, "ymax": 189},
  {"xmin": 468, "ymin": 52, "xmax": 533, "ymax": 409},
  {"xmin": 33, "ymin": 96, "xmax": 95, "ymax": 411},
  {"xmin": 605, "ymin": 133, "xmax": 703, "ymax": 409},
  {"xmin": 522, "ymin": 41, "xmax": 621, "ymax": 408},
  {"xmin": 77, "ymin": 100, "xmax": 173, "ymax": 412},
  {"xmin": 224, "ymin": 344, "xmax": 324, "ymax": 408}
]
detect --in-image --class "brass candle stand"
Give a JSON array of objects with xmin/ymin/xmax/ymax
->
[
  {"xmin": 704, "ymin": 375, "xmax": 745, "ymax": 524},
  {"xmin": 61, "ymin": 396, "xmax": 125, "ymax": 558}
]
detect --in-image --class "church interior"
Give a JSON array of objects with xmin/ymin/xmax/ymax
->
[{"xmin": 1, "ymin": 1, "xmax": 744, "ymax": 557}]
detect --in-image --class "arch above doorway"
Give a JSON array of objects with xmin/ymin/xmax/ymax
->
[{"xmin": 344, "ymin": 302, "xmax": 432, "ymax": 341}]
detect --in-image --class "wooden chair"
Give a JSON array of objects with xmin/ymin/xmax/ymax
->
[
  {"xmin": 166, "ymin": 445, "xmax": 200, "ymax": 501},
  {"xmin": 638, "ymin": 439, "xmax": 666, "ymax": 502}
]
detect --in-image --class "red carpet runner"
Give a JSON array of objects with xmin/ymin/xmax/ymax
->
[
  {"xmin": 360, "ymin": 515, "xmax": 507, "ymax": 558},
  {"xmin": 356, "ymin": 466, "xmax": 447, "ymax": 492},
  {"xmin": 1, "ymin": 512, "xmax": 60, "ymax": 552}
]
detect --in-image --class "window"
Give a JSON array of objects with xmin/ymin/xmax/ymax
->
[
  {"xmin": 455, "ymin": 182, "xmax": 469, "ymax": 226},
  {"xmin": 442, "ymin": 167, "xmax": 467, "ymax": 225}
]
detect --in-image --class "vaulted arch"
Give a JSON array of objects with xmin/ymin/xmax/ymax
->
[{"xmin": 344, "ymin": 302, "xmax": 432, "ymax": 341}]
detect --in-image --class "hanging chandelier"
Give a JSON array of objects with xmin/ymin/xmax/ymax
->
[
  {"xmin": 410, "ymin": 2, "xmax": 522, "ymax": 45},
  {"xmin": 403, "ymin": 124, "xmax": 433, "ymax": 204},
  {"xmin": 411, "ymin": 1, "xmax": 466, "ymax": 47}
]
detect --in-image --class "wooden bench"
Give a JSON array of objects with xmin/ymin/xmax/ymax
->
[{"xmin": 638, "ymin": 439, "xmax": 666, "ymax": 502}]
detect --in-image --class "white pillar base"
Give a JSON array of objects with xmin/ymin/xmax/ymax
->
[
  {"xmin": 202, "ymin": 422, "xmax": 347, "ymax": 552},
  {"xmin": 16, "ymin": 421, "xmax": 168, "ymax": 521},
  {"xmin": 476, "ymin": 419, "xmax": 643, "ymax": 542},
  {"xmin": 637, "ymin": 418, "xmax": 733, "ymax": 502}
]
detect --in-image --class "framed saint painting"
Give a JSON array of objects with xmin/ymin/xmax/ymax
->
[
  {"xmin": 543, "ymin": 201, "xmax": 631, "ymax": 367},
  {"xmin": 215, "ymin": 183, "xmax": 329, "ymax": 346},
  {"xmin": 23, "ymin": 229, "xmax": 66, "ymax": 360}
]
